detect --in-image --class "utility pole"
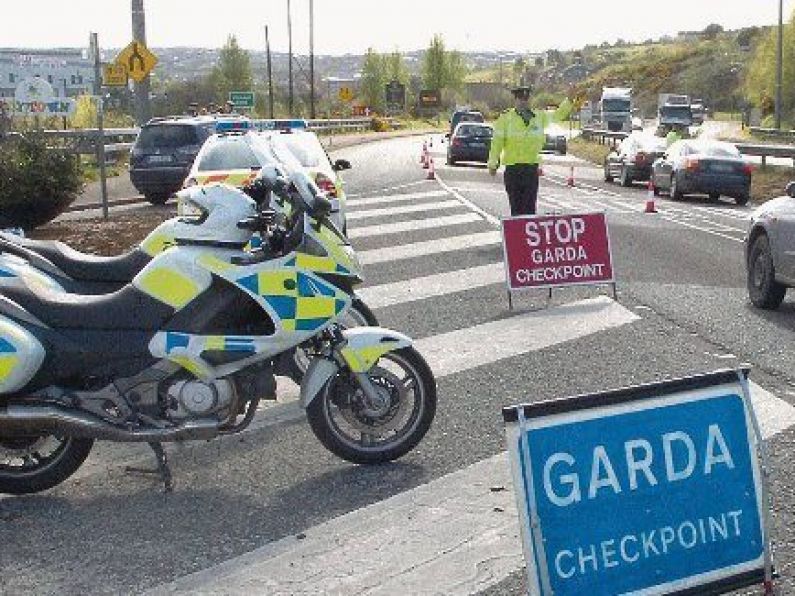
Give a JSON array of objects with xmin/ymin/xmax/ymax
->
[
  {"xmin": 90, "ymin": 32, "xmax": 109, "ymax": 219},
  {"xmin": 131, "ymin": 0, "xmax": 151, "ymax": 125},
  {"xmin": 287, "ymin": 0, "xmax": 294, "ymax": 116},
  {"xmin": 309, "ymin": 0, "xmax": 315, "ymax": 119},
  {"xmin": 265, "ymin": 25, "xmax": 275, "ymax": 118},
  {"xmin": 775, "ymin": 0, "xmax": 784, "ymax": 129}
]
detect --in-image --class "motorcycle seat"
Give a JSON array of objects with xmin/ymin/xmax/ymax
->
[
  {"xmin": 0, "ymin": 234, "xmax": 150, "ymax": 283},
  {"xmin": 1, "ymin": 284, "xmax": 175, "ymax": 330}
]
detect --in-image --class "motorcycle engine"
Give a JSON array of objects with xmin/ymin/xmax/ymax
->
[{"xmin": 166, "ymin": 379, "xmax": 237, "ymax": 422}]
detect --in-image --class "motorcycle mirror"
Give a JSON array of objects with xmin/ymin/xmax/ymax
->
[{"xmin": 787, "ymin": 181, "xmax": 795, "ymax": 198}]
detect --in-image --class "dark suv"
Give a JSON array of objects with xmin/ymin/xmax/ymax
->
[{"xmin": 129, "ymin": 116, "xmax": 216, "ymax": 204}]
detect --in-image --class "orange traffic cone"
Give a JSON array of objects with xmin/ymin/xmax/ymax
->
[
  {"xmin": 420, "ymin": 141, "xmax": 427, "ymax": 164},
  {"xmin": 427, "ymin": 156, "xmax": 436, "ymax": 180},
  {"xmin": 566, "ymin": 165, "xmax": 575, "ymax": 187},
  {"xmin": 645, "ymin": 178, "xmax": 657, "ymax": 213},
  {"xmin": 422, "ymin": 151, "xmax": 429, "ymax": 169}
]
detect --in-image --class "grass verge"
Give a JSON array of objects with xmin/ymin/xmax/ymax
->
[{"xmin": 567, "ymin": 137, "xmax": 612, "ymax": 169}]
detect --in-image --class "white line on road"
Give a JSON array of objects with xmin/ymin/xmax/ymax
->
[
  {"xmin": 435, "ymin": 174, "xmax": 501, "ymax": 226},
  {"xmin": 358, "ymin": 262, "xmax": 505, "ymax": 309},
  {"xmin": 346, "ymin": 200, "xmax": 462, "ymax": 220},
  {"xmin": 346, "ymin": 189, "xmax": 449, "ymax": 206},
  {"xmin": 358, "ymin": 231, "xmax": 502, "ymax": 265},
  {"xmin": 345, "ymin": 180, "xmax": 431, "ymax": 199},
  {"xmin": 346, "ymin": 213, "xmax": 483, "ymax": 239},
  {"xmin": 659, "ymin": 215, "xmax": 745, "ymax": 243}
]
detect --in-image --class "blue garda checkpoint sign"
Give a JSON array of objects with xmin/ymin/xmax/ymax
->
[{"xmin": 503, "ymin": 369, "xmax": 772, "ymax": 596}]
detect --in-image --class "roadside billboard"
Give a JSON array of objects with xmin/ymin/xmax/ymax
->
[{"xmin": 503, "ymin": 368, "xmax": 772, "ymax": 596}]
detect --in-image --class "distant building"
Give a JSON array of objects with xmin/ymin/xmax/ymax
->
[
  {"xmin": 0, "ymin": 48, "xmax": 95, "ymax": 99},
  {"xmin": 561, "ymin": 64, "xmax": 590, "ymax": 84},
  {"xmin": 677, "ymin": 31, "xmax": 704, "ymax": 42}
]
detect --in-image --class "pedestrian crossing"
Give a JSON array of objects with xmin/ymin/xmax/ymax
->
[{"xmin": 141, "ymin": 180, "xmax": 793, "ymax": 595}]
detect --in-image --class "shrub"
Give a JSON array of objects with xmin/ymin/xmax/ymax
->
[
  {"xmin": 370, "ymin": 117, "xmax": 392, "ymax": 132},
  {"xmin": 0, "ymin": 134, "xmax": 83, "ymax": 229}
]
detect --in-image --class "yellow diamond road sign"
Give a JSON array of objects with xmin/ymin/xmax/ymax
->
[
  {"xmin": 338, "ymin": 86, "xmax": 354, "ymax": 102},
  {"xmin": 116, "ymin": 41, "xmax": 158, "ymax": 83},
  {"xmin": 103, "ymin": 63, "xmax": 128, "ymax": 87}
]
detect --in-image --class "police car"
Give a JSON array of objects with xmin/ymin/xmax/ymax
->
[
  {"xmin": 185, "ymin": 119, "xmax": 348, "ymax": 233},
  {"xmin": 256, "ymin": 119, "xmax": 352, "ymax": 234}
]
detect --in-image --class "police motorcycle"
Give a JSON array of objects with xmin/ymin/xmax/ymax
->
[
  {"xmin": 0, "ymin": 171, "xmax": 437, "ymax": 495},
  {"xmin": 0, "ymin": 168, "xmax": 377, "ymax": 383}
]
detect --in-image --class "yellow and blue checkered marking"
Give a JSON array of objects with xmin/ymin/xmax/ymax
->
[{"xmin": 238, "ymin": 271, "xmax": 346, "ymax": 332}]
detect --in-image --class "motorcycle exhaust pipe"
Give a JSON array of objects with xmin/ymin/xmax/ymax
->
[{"xmin": 0, "ymin": 404, "xmax": 219, "ymax": 442}]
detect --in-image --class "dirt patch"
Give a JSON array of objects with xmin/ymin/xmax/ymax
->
[{"xmin": 28, "ymin": 206, "xmax": 175, "ymax": 255}]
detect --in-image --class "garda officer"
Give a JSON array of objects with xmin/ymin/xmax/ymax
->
[
  {"xmin": 666, "ymin": 125, "xmax": 684, "ymax": 147},
  {"xmin": 488, "ymin": 85, "xmax": 573, "ymax": 216}
]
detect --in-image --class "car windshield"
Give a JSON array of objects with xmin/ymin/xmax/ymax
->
[
  {"xmin": 602, "ymin": 99, "xmax": 630, "ymax": 112},
  {"xmin": 699, "ymin": 143, "xmax": 741, "ymax": 158},
  {"xmin": 137, "ymin": 124, "xmax": 201, "ymax": 150},
  {"xmin": 197, "ymin": 140, "xmax": 260, "ymax": 171},
  {"xmin": 660, "ymin": 106, "xmax": 692, "ymax": 119},
  {"xmin": 279, "ymin": 133, "xmax": 330, "ymax": 169},
  {"xmin": 258, "ymin": 133, "xmax": 304, "ymax": 174},
  {"xmin": 457, "ymin": 125, "xmax": 492, "ymax": 137}
]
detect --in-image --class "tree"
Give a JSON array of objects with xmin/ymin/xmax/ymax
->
[
  {"xmin": 360, "ymin": 48, "xmax": 386, "ymax": 111},
  {"xmin": 745, "ymin": 10, "xmax": 795, "ymax": 119},
  {"xmin": 703, "ymin": 23, "xmax": 724, "ymax": 39},
  {"xmin": 385, "ymin": 49, "xmax": 410, "ymax": 86},
  {"xmin": 211, "ymin": 35, "xmax": 253, "ymax": 101},
  {"xmin": 420, "ymin": 34, "xmax": 467, "ymax": 102}
]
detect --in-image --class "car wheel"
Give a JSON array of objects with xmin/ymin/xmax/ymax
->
[
  {"xmin": 620, "ymin": 167, "xmax": 632, "ymax": 187},
  {"xmin": 446, "ymin": 153, "xmax": 455, "ymax": 166},
  {"xmin": 653, "ymin": 184, "xmax": 661, "ymax": 197},
  {"xmin": 735, "ymin": 194, "xmax": 750, "ymax": 206},
  {"xmin": 670, "ymin": 175, "xmax": 683, "ymax": 200},
  {"xmin": 747, "ymin": 234, "xmax": 787, "ymax": 309},
  {"xmin": 709, "ymin": 192, "xmax": 720, "ymax": 202},
  {"xmin": 145, "ymin": 193, "xmax": 170, "ymax": 205}
]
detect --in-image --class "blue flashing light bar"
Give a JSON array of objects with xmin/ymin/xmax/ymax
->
[
  {"xmin": 216, "ymin": 118, "xmax": 254, "ymax": 133},
  {"xmin": 255, "ymin": 119, "xmax": 308, "ymax": 132}
]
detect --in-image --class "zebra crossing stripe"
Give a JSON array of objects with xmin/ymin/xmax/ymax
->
[
  {"xmin": 358, "ymin": 231, "xmax": 502, "ymax": 265},
  {"xmin": 346, "ymin": 213, "xmax": 483, "ymax": 239},
  {"xmin": 346, "ymin": 200, "xmax": 462, "ymax": 220},
  {"xmin": 346, "ymin": 189, "xmax": 449, "ymax": 206}
]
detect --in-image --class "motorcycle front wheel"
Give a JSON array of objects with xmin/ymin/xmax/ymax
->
[
  {"xmin": 0, "ymin": 433, "xmax": 93, "ymax": 495},
  {"xmin": 306, "ymin": 346, "xmax": 436, "ymax": 464}
]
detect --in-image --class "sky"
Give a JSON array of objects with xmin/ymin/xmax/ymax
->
[{"xmin": 3, "ymin": 0, "xmax": 795, "ymax": 55}]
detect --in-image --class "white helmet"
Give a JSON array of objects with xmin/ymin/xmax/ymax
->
[{"xmin": 171, "ymin": 184, "xmax": 257, "ymax": 246}]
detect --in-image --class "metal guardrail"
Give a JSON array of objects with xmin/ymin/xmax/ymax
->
[
  {"xmin": 735, "ymin": 143, "xmax": 795, "ymax": 167},
  {"xmin": 580, "ymin": 128, "xmax": 629, "ymax": 145},
  {"xmin": 748, "ymin": 127, "xmax": 795, "ymax": 140}
]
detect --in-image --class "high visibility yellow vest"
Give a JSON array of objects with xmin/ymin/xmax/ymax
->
[{"xmin": 488, "ymin": 98, "xmax": 572, "ymax": 169}]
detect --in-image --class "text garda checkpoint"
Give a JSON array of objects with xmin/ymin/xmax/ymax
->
[
  {"xmin": 504, "ymin": 376, "xmax": 767, "ymax": 596},
  {"xmin": 501, "ymin": 213, "xmax": 614, "ymax": 290}
]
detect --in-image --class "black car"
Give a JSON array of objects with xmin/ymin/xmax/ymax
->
[
  {"xmin": 543, "ymin": 132, "xmax": 568, "ymax": 155},
  {"xmin": 604, "ymin": 132, "xmax": 666, "ymax": 187},
  {"xmin": 651, "ymin": 140, "xmax": 752, "ymax": 205},
  {"xmin": 448, "ymin": 110, "xmax": 484, "ymax": 136},
  {"xmin": 129, "ymin": 116, "xmax": 217, "ymax": 204},
  {"xmin": 446, "ymin": 122, "xmax": 493, "ymax": 165}
]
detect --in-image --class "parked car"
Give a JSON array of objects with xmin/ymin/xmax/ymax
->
[
  {"xmin": 446, "ymin": 122, "xmax": 493, "ymax": 165},
  {"xmin": 129, "ymin": 116, "xmax": 219, "ymax": 204},
  {"xmin": 745, "ymin": 182, "xmax": 795, "ymax": 309},
  {"xmin": 448, "ymin": 110, "xmax": 484, "ymax": 137},
  {"xmin": 273, "ymin": 127, "xmax": 351, "ymax": 233},
  {"xmin": 604, "ymin": 132, "xmax": 666, "ymax": 187},
  {"xmin": 650, "ymin": 140, "xmax": 752, "ymax": 205}
]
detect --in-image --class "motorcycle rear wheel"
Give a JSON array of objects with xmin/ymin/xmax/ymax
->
[
  {"xmin": 306, "ymin": 346, "xmax": 436, "ymax": 464},
  {"xmin": 0, "ymin": 434, "xmax": 93, "ymax": 495}
]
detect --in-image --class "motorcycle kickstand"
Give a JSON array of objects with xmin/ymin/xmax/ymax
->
[{"xmin": 124, "ymin": 442, "xmax": 174, "ymax": 493}]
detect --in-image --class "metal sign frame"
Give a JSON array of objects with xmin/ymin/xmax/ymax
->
[
  {"xmin": 503, "ymin": 368, "xmax": 774, "ymax": 596},
  {"xmin": 500, "ymin": 211, "xmax": 617, "ymax": 310}
]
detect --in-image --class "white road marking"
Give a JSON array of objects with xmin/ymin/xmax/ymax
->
[
  {"xmin": 659, "ymin": 215, "xmax": 745, "ymax": 243},
  {"xmin": 358, "ymin": 262, "xmax": 505, "ymax": 309},
  {"xmin": 346, "ymin": 213, "xmax": 483, "ymax": 239},
  {"xmin": 346, "ymin": 200, "xmax": 462, "ymax": 220},
  {"xmin": 358, "ymin": 231, "xmax": 502, "ymax": 265},
  {"xmin": 151, "ymin": 377, "xmax": 795, "ymax": 596},
  {"xmin": 435, "ymin": 174, "xmax": 501, "ymax": 226},
  {"xmin": 345, "ymin": 180, "xmax": 431, "ymax": 198},
  {"xmin": 346, "ymin": 189, "xmax": 449, "ymax": 206},
  {"xmin": 693, "ymin": 205, "xmax": 752, "ymax": 221}
]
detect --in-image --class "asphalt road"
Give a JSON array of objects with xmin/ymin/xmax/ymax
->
[{"xmin": 3, "ymin": 134, "xmax": 795, "ymax": 595}]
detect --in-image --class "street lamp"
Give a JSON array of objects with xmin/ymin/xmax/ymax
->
[{"xmin": 775, "ymin": 0, "xmax": 783, "ymax": 129}]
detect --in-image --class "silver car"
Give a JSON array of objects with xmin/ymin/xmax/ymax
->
[{"xmin": 745, "ymin": 183, "xmax": 795, "ymax": 309}]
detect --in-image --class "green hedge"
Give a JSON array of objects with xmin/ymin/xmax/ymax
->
[{"xmin": 0, "ymin": 134, "xmax": 83, "ymax": 229}]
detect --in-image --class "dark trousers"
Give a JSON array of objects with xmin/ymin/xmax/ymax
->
[{"xmin": 504, "ymin": 164, "xmax": 539, "ymax": 216}]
